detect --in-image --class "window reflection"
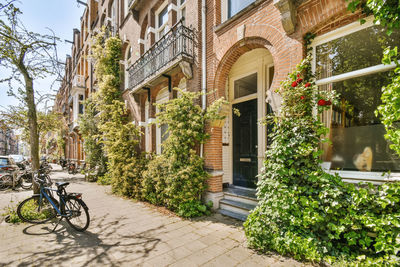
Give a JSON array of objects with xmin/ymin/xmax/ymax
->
[{"xmin": 320, "ymin": 72, "xmax": 400, "ymax": 172}]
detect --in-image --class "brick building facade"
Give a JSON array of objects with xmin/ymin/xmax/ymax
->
[
  {"xmin": 0, "ymin": 122, "xmax": 18, "ymax": 156},
  {"xmin": 56, "ymin": 0, "xmax": 400, "ymax": 217}
]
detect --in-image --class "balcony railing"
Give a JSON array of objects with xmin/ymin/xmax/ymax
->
[
  {"xmin": 128, "ymin": 21, "xmax": 195, "ymax": 90},
  {"xmin": 72, "ymin": 74, "xmax": 85, "ymax": 88}
]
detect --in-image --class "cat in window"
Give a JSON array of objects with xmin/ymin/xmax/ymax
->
[{"xmin": 353, "ymin": 146, "xmax": 373, "ymax": 172}]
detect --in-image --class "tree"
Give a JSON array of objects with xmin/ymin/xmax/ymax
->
[
  {"xmin": 0, "ymin": 2, "xmax": 59, "ymax": 190},
  {"xmin": 0, "ymin": 106, "xmax": 62, "ymax": 155}
]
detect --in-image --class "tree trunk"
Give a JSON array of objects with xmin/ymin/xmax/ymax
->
[{"xmin": 23, "ymin": 73, "xmax": 40, "ymax": 193}]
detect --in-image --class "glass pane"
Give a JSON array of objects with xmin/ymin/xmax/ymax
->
[
  {"xmin": 180, "ymin": 0, "xmax": 186, "ymax": 5},
  {"xmin": 158, "ymin": 7, "xmax": 168, "ymax": 28},
  {"xmin": 228, "ymin": 0, "xmax": 255, "ymax": 18},
  {"xmin": 79, "ymin": 103, "xmax": 84, "ymax": 114},
  {"xmin": 316, "ymin": 25, "xmax": 400, "ymax": 80},
  {"xmin": 234, "ymin": 73, "xmax": 257, "ymax": 99},
  {"xmin": 181, "ymin": 7, "xmax": 186, "ymax": 22},
  {"xmin": 321, "ymin": 71, "xmax": 400, "ymax": 172},
  {"xmin": 160, "ymin": 124, "xmax": 168, "ymax": 153}
]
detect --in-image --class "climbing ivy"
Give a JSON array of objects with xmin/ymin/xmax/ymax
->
[
  {"xmin": 244, "ymin": 57, "xmax": 400, "ymax": 266},
  {"xmin": 78, "ymin": 96, "xmax": 107, "ymax": 181},
  {"xmin": 91, "ymin": 30, "xmax": 145, "ymax": 196},
  {"xmin": 142, "ymin": 89, "xmax": 226, "ymax": 217},
  {"xmin": 376, "ymin": 48, "xmax": 400, "ymax": 157}
]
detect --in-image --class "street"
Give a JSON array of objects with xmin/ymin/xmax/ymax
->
[{"xmin": 0, "ymin": 166, "xmax": 307, "ymax": 267}]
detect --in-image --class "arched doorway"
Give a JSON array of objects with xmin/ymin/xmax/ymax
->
[{"xmin": 223, "ymin": 48, "xmax": 274, "ymax": 188}]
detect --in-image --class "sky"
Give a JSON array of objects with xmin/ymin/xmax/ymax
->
[{"xmin": 0, "ymin": 0, "xmax": 85, "ymax": 112}]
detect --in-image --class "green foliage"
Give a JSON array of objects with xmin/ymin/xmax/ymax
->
[
  {"xmin": 376, "ymin": 47, "xmax": 400, "ymax": 157},
  {"xmin": 244, "ymin": 58, "xmax": 400, "ymax": 266},
  {"xmin": 347, "ymin": 0, "xmax": 400, "ymax": 158},
  {"xmin": 142, "ymin": 89, "xmax": 226, "ymax": 217},
  {"xmin": 78, "ymin": 96, "xmax": 107, "ymax": 179},
  {"xmin": 2, "ymin": 204, "xmax": 21, "ymax": 224},
  {"xmin": 92, "ymin": 30, "xmax": 144, "ymax": 195},
  {"xmin": 347, "ymin": 0, "xmax": 400, "ymax": 35}
]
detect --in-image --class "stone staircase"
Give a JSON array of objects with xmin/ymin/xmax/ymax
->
[{"xmin": 218, "ymin": 186, "xmax": 258, "ymax": 221}]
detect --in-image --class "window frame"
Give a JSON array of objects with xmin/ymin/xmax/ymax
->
[
  {"xmin": 124, "ymin": 46, "xmax": 132, "ymax": 89},
  {"xmin": 311, "ymin": 16, "xmax": 400, "ymax": 183},
  {"xmin": 155, "ymin": 2, "xmax": 169, "ymax": 41},
  {"xmin": 226, "ymin": 0, "xmax": 256, "ymax": 20},
  {"xmin": 155, "ymin": 87, "xmax": 169, "ymax": 155},
  {"xmin": 178, "ymin": 0, "xmax": 186, "ymax": 22}
]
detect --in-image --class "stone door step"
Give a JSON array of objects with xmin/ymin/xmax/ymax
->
[{"xmin": 218, "ymin": 209, "xmax": 248, "ymax": 222}]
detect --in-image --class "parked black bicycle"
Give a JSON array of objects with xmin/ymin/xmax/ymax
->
[{"xmin": 17, "ymin": 173, "xmax": 90, "ymax": 231}]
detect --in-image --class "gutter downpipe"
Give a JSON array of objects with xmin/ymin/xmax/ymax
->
[{"xmin": 200, "ymin": 0, "xmax": 206, "ymax": 158}]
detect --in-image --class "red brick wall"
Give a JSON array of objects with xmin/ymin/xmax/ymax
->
[{"xmin": 203, "ymin": 0, "xmax": 365, "ymax": 190}]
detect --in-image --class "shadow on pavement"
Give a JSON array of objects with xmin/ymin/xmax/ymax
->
[{"xmin": 2, "ymin": 214, "xmax": 162, "ymax": 266}]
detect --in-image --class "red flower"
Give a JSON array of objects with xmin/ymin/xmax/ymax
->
[
  {"xmin": 300, "ymin": 96, "xmax": 305, "ymax": 100},
  {"xmin": 318, "ymin": 99, "xmax": 326, "ymax": 106},
  {"xmin": 297, "ymin": 74, "xmax": 301, "ymax": 78},
  {"xmin": 296, "ymin": 78, "xmax": 303, "ymax": 84},
  {"xmin": 305, "ymin": 82, "xmax": 311, "ymax": 88},
  {"xmin": 325, "ymin": 100, "xmax": 332, "ymax": 106},
  {"xmin": 291, "ymin": 81, "xmax": 298, "ymax": 87}
]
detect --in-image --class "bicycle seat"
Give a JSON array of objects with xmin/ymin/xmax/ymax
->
[{"xmin": 55, "ymin": 182, "xmax": 69, "ymax": 188}]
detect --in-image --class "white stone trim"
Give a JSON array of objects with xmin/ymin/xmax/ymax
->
[
  {"xmin": 146, "ymin": 27, "xmax": 156, "ymax": 35},
  {"xmin": 138, "ymin": 38, "xmax": 145, "ymax": 44},
  {"xmin": 168, "ymin": 3, "xmax": 178, "ymax": 12},
  {"xmin": 315, "ymin": 63, "xmax": 397, "ymax": 86}
]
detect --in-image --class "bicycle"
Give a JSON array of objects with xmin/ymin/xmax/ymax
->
[
  {"xmin": 0, "ymin": 168, "xmax": 32, "ymax": 190},
  {"xmin": 17, "ymin": 173, "xmax": 90, "ymax": 232}
]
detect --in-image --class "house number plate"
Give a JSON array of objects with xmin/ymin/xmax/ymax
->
[{"xmin": 239, "ymin": 158, "xmax": 251, "ymax": 162}]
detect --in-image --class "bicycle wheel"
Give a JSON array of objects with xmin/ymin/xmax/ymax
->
[
  {"xmin": 17, "ymin": 196, "xmax": 58, "ymax": 224},
  {"xmin": 62, "ymin": 197, "xmax": 90, "ymax": 231},
  {"xmin": 0, "ymin": 175, "xmax": 12, "ymax": 191},
  {"xmin": 20, "ymin": 173, "xmax": 33, "ymax": 190}
]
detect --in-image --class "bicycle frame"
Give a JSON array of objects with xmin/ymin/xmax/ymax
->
[{"xmin": 35, "ymin": 185, "xmax": 72, "ymax": 218}]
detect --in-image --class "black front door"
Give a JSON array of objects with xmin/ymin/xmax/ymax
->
[{"xmin": 233, "ymin": 99, "xmax": 258, "ymax": 188}]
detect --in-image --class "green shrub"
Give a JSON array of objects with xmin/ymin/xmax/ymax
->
[
  {"xmin": 142, "ymin": 89, "xmax": 226, "ymax": 218},
  {"xmin": 91, "ymin": 30, "xmax": 144, "ymax": 196},
  {"xmin": 2, "ymin": 205, "xmax": 21, "ymax": 224},
  {"xmin": 177, "ymin": 200, "xmax": 212, "ymax": 218},
  {"xmin": 244, "ymin": 57, "xmax": 400, "ymax": 266}
]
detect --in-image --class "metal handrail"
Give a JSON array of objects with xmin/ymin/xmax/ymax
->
[{"xmin": 128, "ymin": 20, "xmax": 195, "ymax": 90}]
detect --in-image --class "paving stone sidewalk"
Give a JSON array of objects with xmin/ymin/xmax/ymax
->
[{"xmin": 0, "ymin": 170, "xmax": 310, "ymax": 267}]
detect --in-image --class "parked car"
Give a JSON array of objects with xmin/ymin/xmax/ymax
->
[{"xmin": 9, "ymin": 154, "xmax": 25, "ymax": 163}]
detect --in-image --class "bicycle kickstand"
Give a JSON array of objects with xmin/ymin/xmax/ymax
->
[{"xmin": 52, "ymin": 217, "xmax": 63, "ymax": 232}]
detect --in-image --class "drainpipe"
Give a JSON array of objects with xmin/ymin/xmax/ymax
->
[{"xmin": 200, "ymin": 0, "xmax": 206, "ymax": 158}]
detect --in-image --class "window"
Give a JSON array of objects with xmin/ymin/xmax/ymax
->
[
  {"xmin": 78, "ymin": 94, "xmax": 84, "ymax": 114},
  {"xmin": 313, "ymin": 20, "xmax": 400, "ymax": 173},
  {"xmin": 234, "ymin": 73, "xmax": 257, "ymax": 99},
  {"xmin": 145, "ymin": 101, "xmax": 151, "ymax": 152},
  {"xmin": 156, "ymin": 88, "xmax": 169, "ymax": 154},
  {"xmin": 125, "ymin": 46, "xmax": 132, "ymax": 89},
  {"xmin": 156, "ymin": 4, "xmax": 169, "ymax": 40},
  {"xmin": 228, "ymin": 0, "xmax": 255, "ymax": 19},
  {"xmin": 178, "ymin": 0, "xmax": 186, "ymax": 23}
]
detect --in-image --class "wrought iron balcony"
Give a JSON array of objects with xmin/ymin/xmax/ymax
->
[{"xmin": 128, "ymin": 21, "xmax": 195, "ymax": 91}]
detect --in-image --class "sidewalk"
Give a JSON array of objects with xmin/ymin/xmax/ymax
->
[{"xmin": 0, "ymin": 171, "xmax": 309, "ymax": 267}]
